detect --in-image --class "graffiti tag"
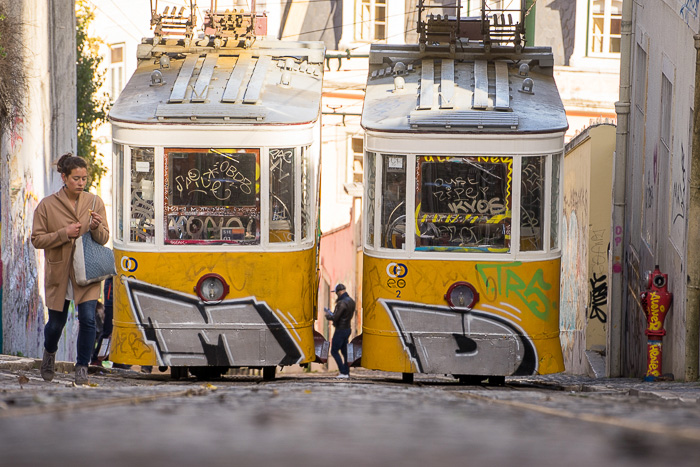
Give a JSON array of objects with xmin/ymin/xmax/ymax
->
[
  {"xmin": 475, "ymin": 262, "xmax": 553, "ymax": 321},
  {"xmin": 113, "ymin": 331, "xmax": 151, "ymax": 360},
  {"xmin": 588, "ymin": 272, "xmax": 608, "ymax": 323}
]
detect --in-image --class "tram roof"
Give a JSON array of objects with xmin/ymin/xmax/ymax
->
[
  {"xmin": 109, "ymin": 39, "xmax": 325, "ymax": 126},
  {"xmin": 361, "ymin": 43, "xmax": 568, "ymax": 135}
]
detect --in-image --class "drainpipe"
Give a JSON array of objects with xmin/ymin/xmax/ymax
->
[
  {"xmin": 607, "ymin": 0, "xmax": 633, "ymax": 377},
  {"xmin": 685, "ymin": 35, "xmax": 700, "ymax": 382}
]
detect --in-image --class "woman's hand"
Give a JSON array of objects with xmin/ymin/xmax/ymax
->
[
  {"xmin": 89, "ymin": 210, "xmax": 102, "ymax": 230},
  {"xmin": 66, "ymin": 222, "xmax": 82, "ymax": 238}
]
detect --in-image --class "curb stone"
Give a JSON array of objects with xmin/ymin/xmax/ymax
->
[{"xmin": 0, "ymin": 355, "xmax": 74, "ymax": 373}]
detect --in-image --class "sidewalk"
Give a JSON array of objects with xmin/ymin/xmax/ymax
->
[
  {"xmin": 2, "ymin": 353, "xmax": 700, "ymax": 402},
  {"xmin": 509, "ymin": 373, "xmax": 700, "ymax": 403}
]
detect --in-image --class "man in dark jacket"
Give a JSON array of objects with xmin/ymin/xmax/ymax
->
[{"xmin": 325, "ymin": 283, "xmax": 355, "ymax": 379}]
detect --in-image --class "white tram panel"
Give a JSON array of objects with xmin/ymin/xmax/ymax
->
[
  {"xmin": 109, "ymin": 40, "xmax": 325, "ymax": 127},
  {"xmin": 361, "ymin": 43, "xmax": 568, "ymax": 140}
]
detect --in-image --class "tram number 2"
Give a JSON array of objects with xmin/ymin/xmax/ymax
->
[{"xmin": 387, "ymin": 279, "xmax": 406, "ymax": 298}]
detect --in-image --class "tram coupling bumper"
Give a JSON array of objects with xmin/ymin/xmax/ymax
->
[
  {"xmin": 314, "ymin": 330, "xmax": 330, "ymax": 363},
  {"xmin": 347, "ymin": 334, "xmax": 363, "ymax": 367}
]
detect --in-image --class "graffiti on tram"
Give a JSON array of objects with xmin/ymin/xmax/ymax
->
[
  {"xmin": 163, "ymin": 148, "xmax": 261, "ymax": 244},
  {"xmin": 122, "ymin": 277, "xmax": 306, "ymax": 367}
]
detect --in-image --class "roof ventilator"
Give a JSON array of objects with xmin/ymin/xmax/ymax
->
[
  {"xmin": 519, "ymin": 77, "xmax": 534, "ymax": 94},
  {"xmin": 150, "ymin": 69, "xmax": 165, "ymax": 86}
]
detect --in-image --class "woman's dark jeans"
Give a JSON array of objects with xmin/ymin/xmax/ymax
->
[{"xmin": 44, "ymin": 299, "xmax": 97, "ymax": 366}]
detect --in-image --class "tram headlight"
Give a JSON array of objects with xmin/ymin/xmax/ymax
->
[
  {"xmin": 195, "ymin": 273, "xmax": 229, "ymax": 303},
  {"xmin": 444, "ymin": 281, "xmax": 479, "ymax": 310}
]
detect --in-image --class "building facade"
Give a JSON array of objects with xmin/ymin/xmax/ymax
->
[
  {"xmin": 562, "ymin": 123, "xmax": 616, "ymax": 376},
  {"xmin": 0, "ymin": 1, "xmax": 77, "ymax": 358},
  {"xmin": 611, "ymin": 0, "xmax": 699, "ymax": 381}
]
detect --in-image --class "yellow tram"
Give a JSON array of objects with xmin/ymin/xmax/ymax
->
[
  {"xmin": 107, "ymin": 5, "xmax": 325, "ymax": 379},
  {"xmin": 359, "ymin": 2, "xmax": 567, "ymax": 383}
]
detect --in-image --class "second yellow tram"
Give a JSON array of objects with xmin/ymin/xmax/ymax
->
[{"xmin": 359, "ymin": 4, "xmax": 567, "ymax": 383}]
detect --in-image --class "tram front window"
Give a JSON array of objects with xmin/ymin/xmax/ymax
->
[
  {"xmin": 114, "ymin": 144, "xmax": 124, "ymax": 241},
  {"xmin": 381, "ymin": 155, "xmax": 406, "ymax": 249},
  {"xmin": 550, "ymin": 153, "xmax": 561, "ymax": 250},
  {"xmin": 520, "ymin": 156, "xmax": 546, "ymax": 252},
  {"xmin": 416, "ymin": 156, "xmax": 512, "ymax": 253},
  {"xmin": 165, "ymin": 148, "xmax": 261, "ymax": 245},
  {"xmin": 130, "ymin": 147, "xmax": 155, "ymax": 243},
  {"xmin": 270, "ymin": 148, "xmax": 295, "ymax": 243}
]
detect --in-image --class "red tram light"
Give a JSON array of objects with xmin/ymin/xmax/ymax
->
[
  {"xmin": 195, "ymin": 273, "xmax": 230, "ymax": 303},
  {"xmin": 444, "ymin": 281, "xmax": 479, "ymax": 310}
]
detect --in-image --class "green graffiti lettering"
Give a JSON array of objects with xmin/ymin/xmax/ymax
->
[
  {"xmin": 505, "ymin": 268, "xmax": 551, "ymax": 320},
  {"xmin": 475, "ymin": 263, "xmax": 552, "ymax": 321},
  {"xmin": 475, "ymin": 262, "xmax": 522, "ymax": 298}
]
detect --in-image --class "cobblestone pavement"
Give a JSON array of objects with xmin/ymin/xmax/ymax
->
[{"xmin": 1, "ymin": 355, "xmax": 700, "ymax": 467}]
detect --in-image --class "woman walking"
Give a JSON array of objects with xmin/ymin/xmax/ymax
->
[{"xmin": 31, "ymin": 153, "xmax": 110, "ymax": 385}]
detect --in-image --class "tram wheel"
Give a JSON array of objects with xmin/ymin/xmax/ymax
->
[
  {"xmin": 262, "ymin": 366, "xmax": 276, "ymax": 381},
  {"xmin": 402, "ymin": 372, "xmax": 414, "ymax": 384},
  {"xmin": 189, "ymin": 366, "xmax": 227, "ymax": 380},
  {"xmin": 457, "ymin": 375, "xmax": 487, "ymax": 385},
  {"xmin": 488, "ymin": 376, "xmax": 506, "ymax": 386},
  {"xmin": 170, "ymin": 366, "xmax": 188, "ymax": 380}
]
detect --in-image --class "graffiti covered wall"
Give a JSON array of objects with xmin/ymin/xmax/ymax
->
[
  {"xmin": 562, "ymin": 123, "xmax": 615, "ymax": 374},
  {"xmin": 1, "ymin": 1, "xmax": 78, "ymax": 359},
  {"xmin": 561, "ymin": 153, "xmax": 589, "ymax": 374}
]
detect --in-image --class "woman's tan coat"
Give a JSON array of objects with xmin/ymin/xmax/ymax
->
[{"xmin": 31, "ymin": 188, "xmax": 110, "ymax": 311}]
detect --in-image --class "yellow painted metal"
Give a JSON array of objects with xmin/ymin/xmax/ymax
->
[
  {"xmin": 110, "ymin": 247, "xmax": 317, "ymax": 366},
  {"xmin": 361, "ymin": 255, "xmax": 565, "ymax": 374}
]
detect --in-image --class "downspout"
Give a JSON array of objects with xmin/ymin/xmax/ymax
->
[
  {"xmin": 685, "ymin": 35, "xmax": 700, "ymax": 382},
  {"xmin": 607, "ymin": 0, "xmax": 633, "ymax": 377}
]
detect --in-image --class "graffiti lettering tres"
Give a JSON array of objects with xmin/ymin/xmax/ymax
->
[{"xmin": 475, "ymin": 262, "xmax": 553, "ymax": 321}]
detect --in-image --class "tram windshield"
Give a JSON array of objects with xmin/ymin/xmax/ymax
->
[
  {"xmin": 115, "ymin": 144, "xmax": 316, "ymax": 247},
  {"xmin": 366, "ymin": 152, "xmax": 562, "ymax": 255},
  {"xmin": 416, "ymin": 156, "xmax": 512, "ymax": 253},
  {"xmin": 165, "ymin": 148, "xmax": 260, "ymax": 245}
]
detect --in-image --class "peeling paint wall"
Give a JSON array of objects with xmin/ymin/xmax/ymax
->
[
  {"xmin": 1, "ymin": 1, "xmax": 77, "ymax": 360},
  {"xmin": 561, "ymin": 139, "xmax": 590, "ymax": 374}
]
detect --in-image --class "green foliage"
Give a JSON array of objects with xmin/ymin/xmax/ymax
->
[
  {"xmin": 76, "ymin": 0, "xmax": 110, "ymax": 190},
  {"xmin": 0, "ymin": 6, "xmax": 26, "ymax": 134}
]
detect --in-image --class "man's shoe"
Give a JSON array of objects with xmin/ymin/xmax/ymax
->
[
  {"xmin": 336, "ymin": 373, "xmax": 349, "ymax": 379},
  {"xmin": 41, "ymin": 349, "xmax": 56, "ymax": 381},
  {"xmin": 75, "ymin": 365, "xmax": 89, "ymax": 385}
]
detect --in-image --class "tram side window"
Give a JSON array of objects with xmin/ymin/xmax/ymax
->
[
  {"xmin": 114, "ymin": 144, "xmax": 124, "ymax": 242},
  {"xmin": 416, "ymin": 156, "xmax": 512, "ymax": 253},
  {"xmin": 381, "ymin": 155, "xmax": 406, "ymax": 249},
  {"xmin": 165, "ymin": 148, "xmax": 260, "ymax": 245},
  {"xmin": 130, "ymin": 147, "xmax": 155, "ymax": 244},
  {"xmin": 270, "ymin": 148, "xmax": 295, "ymax": 243},
  {"xmin": 301, "ymin": 146, "xmax": 312, "ymax": 241},
  {"xmin": 550, "ymin": 154, "xmax": 561, "ymax": 250},
  {"xmin": 365, "ymin": 152, "xmax": 376, "ymax": 247},
  {"xmin": 521, "ymin": 156, "xmax": 546, "ymax": 252}
]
